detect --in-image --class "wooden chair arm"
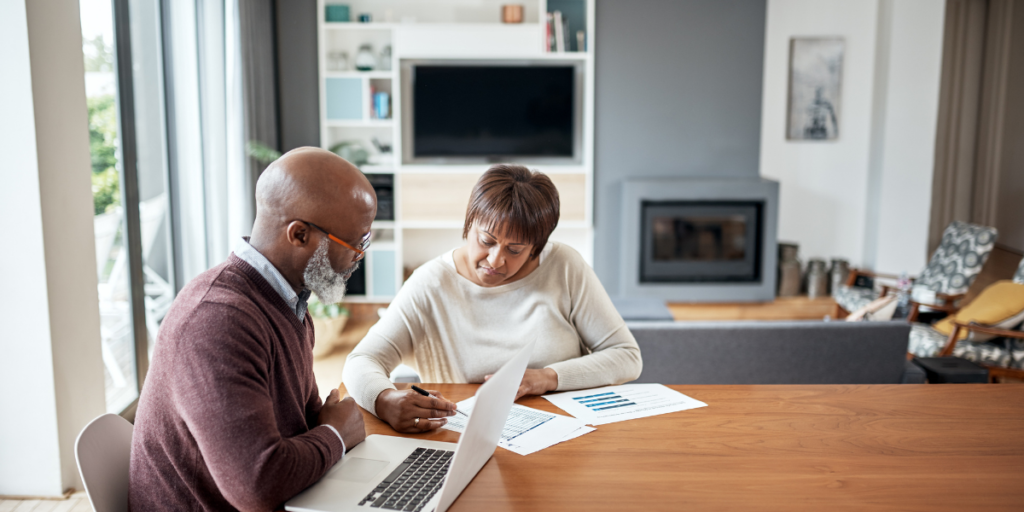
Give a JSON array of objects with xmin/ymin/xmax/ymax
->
[
  {"xmin": 908, "ymin": 302, "xmax": 921, "ymax": 322},
  {"xmin": 957, "ymin": 321, "xmax": 1024, "ymax": 339},
  {"xmin": 938, "ymin": 324, "xmax": 964, "ymax": 357},
  {"xmin": 938, "ymin": 321, "xmax": 1024, "ymax": 357}
]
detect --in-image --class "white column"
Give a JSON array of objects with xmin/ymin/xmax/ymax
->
[
  {"xmin": 865, "ymin": 0, "xmax": 945, "ymax": 273},
  {"xmin": 0, "ymin": 0, "xmax": 106, "ymax": 497}
]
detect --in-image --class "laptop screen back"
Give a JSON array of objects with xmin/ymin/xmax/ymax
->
[{"xmin": 433, "ymin": 339, "xmax": 536, "ymax": 512}]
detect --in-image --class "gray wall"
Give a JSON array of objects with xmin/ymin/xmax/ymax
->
[
  {"xmin": 275, "ymin": 0, "xmax": 320, "ymax": 151},
  {"xmin": 593, "ymin": 0, "xmax": 766, "ymax": 295}
]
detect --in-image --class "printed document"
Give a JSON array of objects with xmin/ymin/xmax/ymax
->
[
  {"xmin": 543, "ymin": 384, "xmax": 707, "ymax": 425},
  {"xmin": 441, "ymin": 396, "xmax": 594, "ymax": 456}
]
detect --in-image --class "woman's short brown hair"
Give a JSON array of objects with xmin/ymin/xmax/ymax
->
[{"xmin": 463, "ymin": 164, "xmax": 560, "ymax": 259}]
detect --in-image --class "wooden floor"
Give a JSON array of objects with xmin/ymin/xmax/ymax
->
[{"xmin": 0, "ymin": 492, "xmax": 91, "ymax": 512}]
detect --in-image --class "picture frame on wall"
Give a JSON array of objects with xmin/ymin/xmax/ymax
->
[{"xmin": 787, "ymin": 37, "xmax": 844, "ymax": 141}]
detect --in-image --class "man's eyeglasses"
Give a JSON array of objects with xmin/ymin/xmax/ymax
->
[{"xmin": 301, "ymin": 221, "xmax": 371, "ymax": 261}]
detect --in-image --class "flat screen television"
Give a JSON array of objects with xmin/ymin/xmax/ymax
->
[{"xmin": 401, "ymin": 60, "xmax": 584, "ymax": 164}]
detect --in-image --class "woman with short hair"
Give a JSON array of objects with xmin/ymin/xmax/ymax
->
[{"xmin": 343, "ymin": 164, "xmax": 642, "ymax": 433}]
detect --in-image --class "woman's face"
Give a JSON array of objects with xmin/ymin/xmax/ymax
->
[{"xmin": 464, "ymin": 222, "xmax": 535, "ymax": 287}]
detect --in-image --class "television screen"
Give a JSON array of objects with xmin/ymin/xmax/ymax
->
[{"xmin": 411, "ymin": 65, "xmax": 576, "ymax": 160}]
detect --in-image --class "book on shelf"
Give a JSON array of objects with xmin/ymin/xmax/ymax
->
[
  {"xmin": 553, "ymin": 11, "xmax": 565, "ymax": 52},
  {"xmin": 546, "ymin": 12, "xmax": 554, "ymax": 52},
  {"xmin": 546, "ymin": 11, "xmax": 580, "ymax": 52}
]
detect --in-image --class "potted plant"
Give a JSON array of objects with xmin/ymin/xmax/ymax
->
[{"xmin": 308, "ymin": 296, "xmax": 350, "ymax": 359}]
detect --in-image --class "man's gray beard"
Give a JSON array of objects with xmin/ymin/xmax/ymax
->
[{"xmin": 303, "ymin": 237, "xmax": 356, "ymax": 304}]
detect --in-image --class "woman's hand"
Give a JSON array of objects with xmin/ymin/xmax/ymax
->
[
  {"xmin": 486, "ymin": 368, "xmax": 559, "ymax": 401},
  {"xmin": 375, "ymin": 388, "xmax": 457, "ymax": 433}
]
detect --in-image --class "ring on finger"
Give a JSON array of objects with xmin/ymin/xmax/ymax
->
[{"xmin": 414, "ymin": 417, "xmax": 420, "ymax": 427}]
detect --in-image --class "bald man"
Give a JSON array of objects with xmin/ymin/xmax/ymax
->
[{"xmin": 129, "ymin": 148, "xmax": 374, "ymax": 511}]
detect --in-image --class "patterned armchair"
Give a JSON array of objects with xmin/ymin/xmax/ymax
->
[
  {"xmin": 908, "ymin": 257, "xmax": 1024, "ymax": 381},
  {"xmin": 834, "ymin": 221, "xmax": 998, "ymax": 315}
]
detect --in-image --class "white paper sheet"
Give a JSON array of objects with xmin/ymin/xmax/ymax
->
[
  {"xmin": 542, "ymin": 384, "xmax": 707, "ymax": 425},
  {"xmin": 441, "ymin": 396, "xmax": 593, "ymax": 456}
]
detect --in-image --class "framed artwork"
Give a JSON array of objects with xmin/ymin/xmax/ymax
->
[{"xmin": 787, "ymin": 37, "xmax": 844, "ymax": 140}]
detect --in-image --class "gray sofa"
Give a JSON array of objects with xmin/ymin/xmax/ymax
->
[{"xmin": 629, "ymin": 320, "xmax": 922, "ymax": 384}]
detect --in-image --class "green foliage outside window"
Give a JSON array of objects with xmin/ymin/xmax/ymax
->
[{"xmin": 89, "ymin": 94, "xmax": 120, "ymax": 215}]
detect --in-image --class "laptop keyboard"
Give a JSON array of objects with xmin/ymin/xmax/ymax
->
[{"xmin": 358, "ymin": 447, "xmax": 453, "ymax": 511}]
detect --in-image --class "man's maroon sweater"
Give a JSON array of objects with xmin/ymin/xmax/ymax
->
[{"xmin": 129, "ymin": 255, "xmax": 343, "ymax": 511}]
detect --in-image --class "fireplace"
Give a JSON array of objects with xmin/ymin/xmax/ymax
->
[
  {"xmin": 621, "ymin": 178, "xmax": 779, "ymax": 302},
  {"xmin": 641, "ymin": 201, "xmax": 763, "ymax": 283}
]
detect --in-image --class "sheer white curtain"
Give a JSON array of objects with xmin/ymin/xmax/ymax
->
[{"xmin": 163, "ymin": 0, "xmax": 268, "ymax": 287}]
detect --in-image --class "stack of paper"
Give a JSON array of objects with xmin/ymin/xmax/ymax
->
[
  {"xmin": 543, "ymin": 384, "xmax": 707, "ymax": 425},
  {"xmin": 441, "ymin": 396, "xmax": 594, "ymax": 456}
]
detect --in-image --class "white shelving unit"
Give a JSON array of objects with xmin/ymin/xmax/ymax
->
[{"xmin": 318, "ymin": 0, "xmax": 595, "ymax": 302}]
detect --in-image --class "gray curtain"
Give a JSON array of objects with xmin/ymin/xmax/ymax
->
[
  {"xmin": 239, "ymin": 0, "xmax": 279, "ymax": 197},
  {"xmin": 929, "ymin": 0, "xmax": 1015, "ymax": 253}
]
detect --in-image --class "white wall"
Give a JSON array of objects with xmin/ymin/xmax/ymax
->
[
  {"xmin": 866, "ymin": 0, "xmax": 945, "ymax": 272},
  {"xmin": 0, "ymin": 0, "xmax": 106, "ymax": 497},
  {"xmin": 760, "ymin": 0, "xmax": 945, "ymax": 273}
]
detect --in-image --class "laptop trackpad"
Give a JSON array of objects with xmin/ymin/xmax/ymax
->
[{"xmin": 325, "ymin": 458, "xmax": 389, "ymax": 484}]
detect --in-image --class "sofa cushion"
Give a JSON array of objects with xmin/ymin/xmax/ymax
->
[{"xmin": 908, "ymin": 322, "xmax": 949, "ymax": 357}]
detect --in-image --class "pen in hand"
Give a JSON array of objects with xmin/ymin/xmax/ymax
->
[{"xmin": 411, "ymin": 385, "xmax": 468, "ymax": 417}]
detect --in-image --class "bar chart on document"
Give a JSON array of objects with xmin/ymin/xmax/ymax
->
[{"xmin": 544, "ymin": 384, "xmax": 708, "ymax": 425}]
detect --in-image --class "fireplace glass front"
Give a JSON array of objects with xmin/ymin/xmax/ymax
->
[{"xmin": 640, "ymin": 201, "xmax": 763, "ymax": 283}]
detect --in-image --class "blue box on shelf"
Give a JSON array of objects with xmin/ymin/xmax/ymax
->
[
  {"xmin": 374, "ymin": 92, "xmax": 390, "ymax": 120},
  {"xmin": 325, "ymin": 4, "xmax": 349, "ymax": 22},
  {"xmin": 325, "ymin": 78, "xmax": 362, "ymax": 120}
]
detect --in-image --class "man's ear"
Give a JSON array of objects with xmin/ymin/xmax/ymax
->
[{"xmin": 285, "ymin": 221, "xmax": 312, "ymax": 247}]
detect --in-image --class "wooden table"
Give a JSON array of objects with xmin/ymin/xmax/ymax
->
[{"xmin": 341, "ymin": 383, "xmax": 1024, "ymax": 511}]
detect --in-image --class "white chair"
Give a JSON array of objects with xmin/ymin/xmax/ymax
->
[{"xmin": 76, "ymin": 413, "xmax": 134, "ymax": 512}]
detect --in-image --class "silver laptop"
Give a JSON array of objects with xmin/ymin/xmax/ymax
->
[{"xmin": 286, "ymin": 339, "xmax": 535, "ymax": 512}]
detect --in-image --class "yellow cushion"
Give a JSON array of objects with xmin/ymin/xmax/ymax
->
[{"xmin": 933, "ymin": 280, "xmax": 1024, "ymax": 340}]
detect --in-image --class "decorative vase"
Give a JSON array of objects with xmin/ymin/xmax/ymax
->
[
  {"xmin": 829, "ymin": 258, "xmax": 850, "ymax": 296},
  {"xmin": 324, "ymin": 4, "xmax": 350, "ymax": 22},
  {"xmin": 502, "ymin": 5, "xmax": 524, "ymax": 23},
  {"xmin": 806, "ymin": 258, "xmax": 828, "ymax": 299},
  {"xmin": 311, "ymin": 314, "xmax": 349, "ymax": 359},
  {"xmin": 778, "ymin": 242, "xmax": 802, "ymax": 297},
  {"xmin": 355, "ymin": 44, "xmax": 375, "ymax": 71}
]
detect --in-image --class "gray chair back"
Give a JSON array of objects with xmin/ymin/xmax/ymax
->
[
  {"xmin": 917, "ymin": 221, "xmax": 997, "ymax": 295},
  {"xmin": 630, "ymin": 320, "xmax": 911, "ymax": 384}
]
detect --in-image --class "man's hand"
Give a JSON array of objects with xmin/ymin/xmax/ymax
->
[
  {"xmin": 485, "ymin": 368, "xmax": 559, "ymax": 401},
  {"xmin": 375, "ymin": 388, "xmax": 456, "ymax": 433},
  {"xmin": 319, "ymin": 389, "xmax": 366, "ymax": 452}
]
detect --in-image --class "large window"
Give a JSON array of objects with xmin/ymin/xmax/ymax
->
[{"xmin": 81, "ymin": 0, "xmax": 175, "ymax": 414}]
